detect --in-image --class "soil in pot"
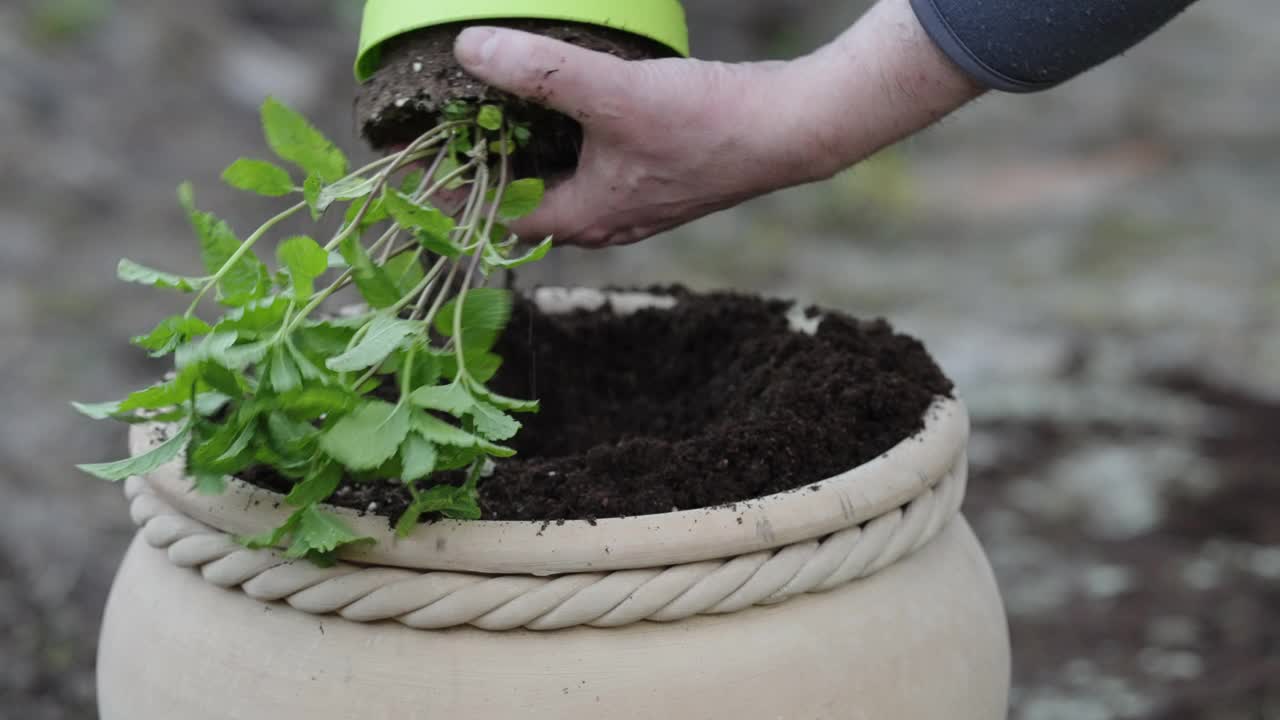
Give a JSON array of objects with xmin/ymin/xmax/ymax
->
[
  {"xmin": 242, "ymin": 288, "xmax": 954, "ymax": 523},
  {"xmin": 354, "ymin": 20, "xmax": 676, "ymax": 178}
]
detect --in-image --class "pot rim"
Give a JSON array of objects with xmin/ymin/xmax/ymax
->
[
  {"xmin": 355, "ymin": 0, "xmax": 691, "ymax": 82},
  {"xmin": 133, "ymin": 288, "xmax": 968, "ymax": 576}
]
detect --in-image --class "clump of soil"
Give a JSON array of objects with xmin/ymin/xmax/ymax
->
[
  {"xmin": 244, "ymin": 289, "xmax": 954, "ymax": 522},
  {"xmin": 355, "ymin": 20, "xmax": 675, "ymax": 178}
]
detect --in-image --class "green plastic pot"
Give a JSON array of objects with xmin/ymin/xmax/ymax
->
[{"xmin": 355, "ymin": 0, "xmax": 690, "ymax": 81}]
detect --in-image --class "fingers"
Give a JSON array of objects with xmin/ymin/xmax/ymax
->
[{"xmin": 454, "ymin": 27, "xmax": 629, "ymax": 120}]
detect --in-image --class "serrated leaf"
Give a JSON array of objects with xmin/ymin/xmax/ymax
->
[
  {"xmin": 477, "ymin": 439, "xmax": 516, "ymax": 458},
  {"xmin": 286, "ymin": 506, "xmax": 372, "ymax": 561},
  {"xmin": 400, "ymin": 169, "xmax": 425, "ymax": 195},
  {"xmin": 476, "ymin": 105, "xmax": 503, "ymax": 131},
  {"xmin": 118, "ymin": 366, "xmax": 199, "ymax": 412},
  {"xmin": 383, "ymin": 251, "xmax": 426, "ymax": 296},
  {"xmin": 276, "ymin": 235, "xmax": 327, "ymax": 300},
  {"xmin": 193, "ymin": 473, "xmax": 227, "ymax": 495},
  {"xmin": 268, "ymin": 344, "xmax": 302, "ymax": 393},
  {"xmin": 286, "ymin": 342, "xmax": 331, "ymax": 384},
  {"xmin": 339, "ymin": 236, "xmax": 401, "ymax": 309},
  {"xmin": 415, "ymin": 229, "xmax": 462, "ymax": 259},
  {"xmin": 190, "ymin": 417, "xmax": 256, "ymax": 475},
  {"xmin": 342, "ymin": 195, "xmax": 388, "ymax": 233},
  {"xmin": 320, "ymin": 401, "xmax": 411, "ymax": 471},
  {"xmin": 435, "ymin": 288, "xmax": 513, "ymax": 355},
  {"xmin": 409, "ymin": 382, "xmax": 473, "ymax": 416},
  {"xmin": 395, "ymin": 484, "xmax": 479, "ymax": 536},
  {"xmin": 433, "ymin": 155, "xmax": 464, "ymax": 190},
  {"xmin": 469, "ymin": 383, "xmax": 539, "ymax": 414},
  {"xmin": 468, "ymin": 401, "xmax": 520, "ymax": 441},
  {"xmin": 240, "ymin": 508, "xmax": 301, "ymax": 550},
  {"xmin": 325, "ymin": 313, "xmax": 420, "ymax": 373},
  {"xmin": 400, "ymin": 434, "xmax": 437, "ymax": 483},
  {"xmin": 496, "ymin": 178, "xmax": 544, "ymax": 220},
  {"xmin": 214, "ymin": 296, "xmax": 289, "ymax": 340},
  {"xmin": 72, "ymin": 401, "xmax": 118, "ymax": 420},
  {"xmin": 261, "ymin": 97, "xmax": 347, "ymax": 183},
  {"xmin": 199, "ymin": 362, "xmax": 244, "ymax": 397},
  {"xmin": 411, "ymin": 412, "xmax": 479, "ymax": 448},
  {"xmin": 195, "ymin": 393, "xmax": 231, "ymax": 417},
  {"xmin": 438, "ymin": 350, "xmax": 502, "ymax": 384},
  {"xmin": 265, "ymin": 412, "xmax": 320, "ymax": 461},
  {"xmin": 384, "ymin": 190, "xmax": 456, "ymax": 245},
  {"xmin": 433, "ymin": 446, "xmax": 482, "ymax": 472},
  {"xmin": 294, "ymin": 321, "xmax": 357, "ymax": 357},
  {"xmin": 317, "ymin": 175, "xmax": 378, "ymax": 211},
  {"xmin": 303, "ymin": 173, "xmax": 323, "ymax": 220},
  {"xmin": 285, "ymin": 463, "xmax": 341, "ymax": 507},
  {"xmin": 176, "ymin": 333, "xmax": 269, "ymax": 371},
  {"xmin": 178, "ymin": 183, "xmax": 271, "ymax": 306},
  {"xmin": 78, "ymin": 422, "xmax": 192, "ymax": 482},
  {"xmin": 485, "ymin": 237, "xmax": 553, "ymax": 270},
  {"xmin": 131, "ymin": 316, "xmax": 213, "ymax": 357},
  {"xmin": 117, "ymin": 259, "xmax": 207, "ymax": 293},
  {"xmin": 221, "ymin": 158, "xmax": 295, "ymax": 197},
  {"xmin": 275, "ymin": 386, "xmax": 358, "ymax": 420}
]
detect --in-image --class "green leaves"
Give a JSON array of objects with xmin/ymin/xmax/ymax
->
[
  {"xmin": 476, "ymin": 105, "xmax": 503, "ymax": 131},
  {"xmin": 400, "ymin": 434, "xmax": 438, "ymax": 483},
  {"xmin": 80, "ymin": 98, "xmax": 567, "ymax": 557},
  {"xmin": 410, "ymin": 383, "xmax": 473, "ymax": 415},
  {"xmin": 469, "ymin": 401, "xmax": 521, "ymax": 441},
  {"xmin": 436, "ymin": 288, "xmax": 513, "ymax": 355},
  {"xmin": 319, "ymin": 400, "xmax": 411, "ymax": 471},
  {"xmin": 78, "ymin": 422, "xmax": 192, "ymax": 481},
  {"xmin": 284, "ymin": 463, "xmax": 341, "ymax": 507},
  {"xmin": 384, "ymin": 190, "xmax": 456, "ymax": 247},
  {"xmin": 410, "ymin": 383, "xmax": 520, "ymax": 441},
  {"xmin": 179, "ymin": 183, "xmax": 271, "ymax": 306},
  {"xmin": 396, "ymin": 484, "xmax": 480, "ymax": 536},
  {"xmin": 117, "ymin": 259, "xmax": 208, "ymax": 293},
  {"xmin": 222, "ymin": 159, "xmax": 295, "ymax": 197},
  {"xmin": 276, "ymin": 235, "xmax": 327, "ymax": 299},
  {"xmin": 338, "ymin": 236, "xmax": 400, "ymax": 309},
  {"xmin": 261, "ymin": 97, "xmax": 347, "ymax": 183},
  {"xmin": 132, "ymin": 316, "xmax": 212, "ymax": 357},
  {"xmin": 325, "ymin": 313, "xmax": 420, "ymax": 373},
  {"xmin": 242, "ymin": 505, "xmax": 371, "ymax": 563},
  {"xmin": 486, "ymin": 237, "xmax": 553, "ymax": 271},
  {"xmin": 497, "ymin": 178, "xmax": 545, "ymax": 220}
]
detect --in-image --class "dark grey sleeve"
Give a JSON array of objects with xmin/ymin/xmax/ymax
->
[{"xmin": 909, "ymin": 0, "xmax": 1198, "ymax": 92}]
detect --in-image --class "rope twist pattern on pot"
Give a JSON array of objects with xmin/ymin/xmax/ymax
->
[{"xmin": 123, "ymin": 465, "xmax": 966, "ymax": 631}]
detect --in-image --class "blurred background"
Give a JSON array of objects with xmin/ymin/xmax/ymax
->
[{"xmin": 1, "ymin": 1, "xmax": 1276, "ymax": 718}]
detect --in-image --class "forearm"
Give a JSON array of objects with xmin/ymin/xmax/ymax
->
[{"xmin": 757, "ymin": 0, "xmax": 985, "ymax": 185}]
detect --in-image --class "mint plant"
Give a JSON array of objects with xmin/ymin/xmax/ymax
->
[{"xmin": 76, "ymin": 98, "xmax": 552, "ymax": 563}]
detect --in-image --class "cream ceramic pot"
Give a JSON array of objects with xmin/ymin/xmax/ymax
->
[{"xmin": 97, "ymin": 288, "xmax": 1011, "ymax": 719}]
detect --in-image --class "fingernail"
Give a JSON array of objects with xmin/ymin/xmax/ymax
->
[{"xmin": 456, "ymin": 27, "xmax": 499, "ymax": 68}]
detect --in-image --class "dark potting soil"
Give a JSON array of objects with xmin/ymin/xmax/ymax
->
[
  {"xmin": 354, "ymin": 20, "xmax": 675, "ymax": 178},
  {"xmin": 243, "ymin": 289, "xmax": 954, "ymax": 523}
]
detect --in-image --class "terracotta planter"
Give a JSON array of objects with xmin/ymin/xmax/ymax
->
[{"xmin": 97, "ymin": 289, "xmax": 1010, "ymax": 719}]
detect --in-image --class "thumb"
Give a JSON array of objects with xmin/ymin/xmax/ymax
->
[{"xmin": 455, "ymin": 27, "xmax": 628, "ymax": 118}]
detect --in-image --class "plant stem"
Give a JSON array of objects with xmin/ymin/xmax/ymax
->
[
  {"xmin": 185, "ymin": 201, "xmax": 306, "ymax": 317},
  {"xmin": 450, "ymin": 126, "xmax": 512, "ymax": 376}
]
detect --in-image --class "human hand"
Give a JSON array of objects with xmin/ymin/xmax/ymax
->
[
  {"xmin": 453, "ymin": 0, "xmax": 982, "ymax": 248},
  {"xmin": 455, "ymin": 28, "xmax": 820, "ymax": 247}
]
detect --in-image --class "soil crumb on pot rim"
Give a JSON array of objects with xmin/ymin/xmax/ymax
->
[{"xmin": 242, "ymin": 288, "xmax": 954, "ymax": 522}]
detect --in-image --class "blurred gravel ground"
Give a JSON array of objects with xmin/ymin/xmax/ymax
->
[{"xmin": 1, "ymin": 1, "xmax": 1275, "ymax": 718}]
